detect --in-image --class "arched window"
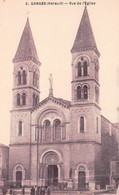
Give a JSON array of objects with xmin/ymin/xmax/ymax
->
[
  {"xmin": 83, "ymin": 61, "xmax": 88, "ymax": 76},
  {"xmin": 95, "ymin": 87, "xmax": 99, "ymax": 103},
  {"xmin": 18, "ymin": 121, "xmax": 22, "ymax": 136},
  {"xmin": 83, "ymin": 85, "xmax": 88, "ymax": 99},
  {"xmin": 22, "ymin": 70, "xmax": 27, "ymax": 85},
  {"xmin": 54, "ymin": 119, "xmax": 61, "ymax": 141},
  {"xmin": 33, "ymin": 94, "xmax": 35, "ymax": 106},
  {"xmin": 33, "ymin": 71, "xmax": 38, "ymax": 87},
  {"xmin": 80, "ymin": 116, "xmax": 84, "ymax": 133},
  {"xmin": 77, "ymin": 62, "xmax": 82, "ymax": 77},
  {"xmin": 33, "ymin": 72, "xmax": 36, "ymax": 86},
  {"xmin": 22, "ymin": 93, "xmax": 26, "ymax": 105},
  {"xmin": 36, "ymin": 95, "xmax": 39, "ymax": 105},
  {"xmin": 77, "ymin": 86, "xmax": 81, "ymax": 100},
  {"xmin": 17, "ymin": 93, "xmax": 20, "ymax": 106},
  {"xmin": 18, "ymin": 71, "xmax": 21, "ymax": 85},
  {"xmin": 76, "ymin": 56, "xmax": 89, "ymax": 78},
  {"xmin": 44, "ymin": 120, "xmax": 51, "ymax": 142}
]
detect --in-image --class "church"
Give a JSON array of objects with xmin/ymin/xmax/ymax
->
[{"xmin": 7, "ymin": 7, "xmax": 119, "ymax": 190}]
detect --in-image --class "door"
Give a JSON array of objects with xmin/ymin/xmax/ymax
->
[
  {"xmin": 48, "ymin": 165, "xmax": 58, "ymax": 186},
  {"xmin": 16, "ymin": 171, "xmax": 22, "ymax": 187},
  {"xmin": 78, "ymin": 171, "xmax": 86, "ymax": 190}
]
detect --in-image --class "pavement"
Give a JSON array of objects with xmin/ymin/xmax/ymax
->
[{"xmin": 0, "ymin": 188, "xmax": 117, "ymax": 195}]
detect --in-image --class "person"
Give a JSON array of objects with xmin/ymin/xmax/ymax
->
[
  {"xmin": 39, "ymin": 187, "xmax": 42, "ymax": 195},
  {"xmin": 36, "ymin": 187, "xmax": 39, "ymax": 195},
  {"xmin": 12, "ymin": 188, "xmax": 15, "ymax": 195},
  {"xmin": 30, "ymin": 187, "xmax": 35, "ymax": 195},
  {"xmin": 46, "ymin": 187, "xmax": 50, "ymax": 195},
  {"xmin": 2, "ymin": 185, "xmax": 7, "ymax": 195},
  {"xmin": 22, "ymin": 187, "xmax": 25, "ymax": 195},
  {"xmin": 42, "ymin": 187, "xmax": 45, "ymax": 195},
  {"xmin": 9, "ymin": 188, "xmax": 13, "ymax": 195}
]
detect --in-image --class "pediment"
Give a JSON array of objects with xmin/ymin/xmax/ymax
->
[{"xmin": 32, "ymin": 96, "xmax": 71, "ymax": 111}]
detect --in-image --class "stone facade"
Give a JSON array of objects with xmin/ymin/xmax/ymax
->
[{"xmin": 8, "ymin": 7, "xmax": 119, "ymax": 190}]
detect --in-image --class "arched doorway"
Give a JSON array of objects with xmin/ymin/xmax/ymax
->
[
  {"xmin": 40, "ymin": 151, "xmax": 63, "ymax": 186},
  {"xmin": 48, "ymin": 165, "xmax": 58, "ymax": 186},
  {"xmin": 16, "ymin": 171, "xmax": 22, "ymax": 187},
  {"xmin": 78, "ymin": 171, "xmax": 86, "ymax": 190},
  {"xmin": 13, "ymin": 164, "xmax": 25, "ymax": 186}
]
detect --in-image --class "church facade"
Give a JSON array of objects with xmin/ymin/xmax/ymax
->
[{"xmin": 8, "ymin": 7, "xmax": 119, "ymax": 190}]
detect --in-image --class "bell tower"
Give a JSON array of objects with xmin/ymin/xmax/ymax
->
[
  {"xmin": 12, "ymin": 17, "xmax": 41, "ymax": 110},
  {"xmin": 10, "ymin": 17, "xmax": 41, "ymax": 146},
  {"xmin": 71, "ymin": 7, "xmax": 100, "ymax": 105},
  {"xmin": 70, "ymin": 7, "xmax": 101, "ymax": 143}
]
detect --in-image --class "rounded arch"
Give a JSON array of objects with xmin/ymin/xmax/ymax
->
[
  {"xmin": 14, "ymin": 64, "xmax": 29, "ymax": 86},
  {"xmin": 40, "ymin": 149, "xmax": 63, "ymax": 164},
  {"xmin": 32, "ymin": 66, "xmax": 40, "ymax": 74},
  {"xmin": 76, "ymin": 163, "xmax": 88, "ymax": 171},
  {"xmin": 74, "ymin": 55, "xmax": 90, "ymax": 78},
  {"xmin": 75, "ymin": 163, "xmax": 89, "ymax": 182},
  {"xmin": 13, "ymin": 163, "xmax": 25, "ymax": 182},
  {"xmin": 36, "ymin": 107, "xmax": 66, "ymax": 125},
  {"xmin": 74, "ymin": 54, "xmax": 91, "ymax": 67}
]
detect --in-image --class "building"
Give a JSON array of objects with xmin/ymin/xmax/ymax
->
[
  {"xmin": 0, "ymin": 144, "xmax": 9, "ymax": 185},
  {"xmin": 8, "ymin": 7, "xmax": 119, "ymax": 190}
]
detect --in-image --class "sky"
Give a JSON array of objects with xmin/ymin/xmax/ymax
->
[{"xmin": 0, "ymin": 0, "xmax": 119, "ymax": 145}]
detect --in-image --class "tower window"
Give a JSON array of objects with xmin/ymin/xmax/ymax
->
[
  {"xmin": 18, "ymin": 121, "xmax": 22, "ymax": 136},
  {"xmin": 80, "ymin": 116, "xmax": 85, "ymax": 133},
  {"xmin": 33, "ymin": 72, "xmax": 36, "ymax": 86},
  {"xmin": 76, "ymin": 56, "xmax": 89, "ymax": 78},
  {"xmin": 77, "ymin": 86, "xmax": 81, "ymax": 100},
  {"xmin": 83, "ymin": 61, "xmax": 88, "ymax": 76},
  {"xmin": 17, "ymin": 68, "xmax": 27, "ymax": 86},
  {"xmin": 22, "ymin": 93, "xmax": 26, "ymax": 105},
  {"xmin": 17, "ymin": 93, "xmax": 20, "ymax": 106},
  {"xmin": 83, "ymin": 85, "xmax": 88, "ymax": 99},
  {"xmin": 33, "ymin": 71, "xmax": 39, "ymax": 88},
  {"xmin": 22, "ymin": 70, "xmax": 27, "ymax": 85},
  {"xmin": 77, "ymin": 62, "xmax": 82, "ymax": 77},
  {"xmin": 33, "ymin": 94, "xmax": 39, "ymax": 106},
  {"xmin": 18, "ymin": 71, "xmax": 21, "ymax": 85},
  {"xmin": 95, "ymin": 86, "xmax": 99, "ymax": 103},
  {"xmin": 33, "ymin": 94, "xmax": 35, "ymax": 106}
]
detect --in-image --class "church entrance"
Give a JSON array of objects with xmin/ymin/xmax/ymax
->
[
  {"xmin": 16, "ymin": 171, "xmax": 22, "ymax": 187},
  {"xmin": 48, "ymin": 165, "xmax": 58, "ymax": 186},
  {"xmin": 78, "ymin": 171, "xmax": 86, "ymax": 190}
]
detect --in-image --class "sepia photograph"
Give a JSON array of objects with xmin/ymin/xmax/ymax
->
[{"xmin": 0, "ymin": 0, "xmax": 119, "ymax": 194}]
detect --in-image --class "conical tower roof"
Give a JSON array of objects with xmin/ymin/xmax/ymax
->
[
  {"xmin": 13, "ymin": 18, "xmax": 40, "ymax": 65},
  {"xmin": 71, "ymin": 7, "xmax": 100, "ymax": 56}
]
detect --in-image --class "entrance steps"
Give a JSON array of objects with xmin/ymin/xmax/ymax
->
[{"xmin": 51, "ymin": 191, "xmax": 91, "ymax": 195}]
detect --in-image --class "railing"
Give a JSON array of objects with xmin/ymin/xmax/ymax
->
[{"xmin": 49, "ymin": 182, "xmax": 89, "ymax": 191}]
